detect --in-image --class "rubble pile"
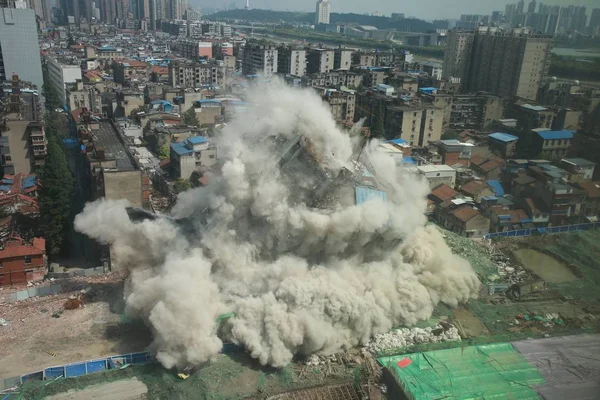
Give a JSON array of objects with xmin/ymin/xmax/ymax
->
[
  {"xmin": 487, "ymin": 250, "xmax": 530, "ymax": 285},
  {"xmin": 365, "ymin": 323, "xmax": 461, "ymax": 354}
]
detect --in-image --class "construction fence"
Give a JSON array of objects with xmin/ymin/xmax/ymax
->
[
  {"xmin": 0, "ymin": 352, "xmax": 152, "ymax": 395},
  {"xmin": 483, "ymin": 221, "xmax": 600, "ymax": 240}
]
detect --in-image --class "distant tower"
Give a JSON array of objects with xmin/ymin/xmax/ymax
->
[
  {"xmin": 315, "ymin": 0, "xmax": 331, "ymax": 25},
  {"xmin": 245, "ymin": 0, "xmax": 250, "ymax": 10}
]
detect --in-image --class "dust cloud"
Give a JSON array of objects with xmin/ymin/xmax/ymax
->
[{"xmin": 75, "ymin": 80, "xmax": 480, "ymax": 369}]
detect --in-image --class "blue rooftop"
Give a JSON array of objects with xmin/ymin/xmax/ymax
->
[
  {"xmin": 402, "ymin": 157, "xmax": 417, "ymax": 165},
  {"xmin": 489, "ymin": 132, "xmax": 519, "ymax": 143},
  {"xmin": 186, "ymin": 136, "xmax": 208, "ymax": 145},
  {"xmin": 419, "ymin": 87, "xmax": 438, "ymax": 92},
  {"xmin": 388, "ymin": 138, "xmax": 407, "ymax": 145},
  {"xmin": 171, "ymin": 142, "xmax": 194, "ymax": 156},
  {"xmin": 355, "ymin": 186, "xmax": 388, "ymax": 205},
  {"xmin": 535, "ymin": 130, "xmax": 575, "ymax": 140},
  {"xmin": 23, "ymin": 176, "xmax": 37, "ymax": 189},
  {"xmin": 487, "ymin": 180, "xmax": 505, "ymax": 197}
]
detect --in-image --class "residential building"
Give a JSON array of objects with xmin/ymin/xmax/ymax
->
[
  {"xmin": 417, "ymin": 164, "xmax": 457, "ymax": 189},
  {"xmin": 242, "ymin": 42, "xmax": 278, "ymax": 76},
  {"xmin": 333, "ymin": 48, "xmax": 353, "ymax": 71},
  {"xmin": 511, "ymin": 103, "xmax": 555, "ymax": 130},
  {"xmin": 169, "ymin": 61, "xmax": 218, "ymax": 88},
  {"xmin": 112, "ymin": 59, "xmax": 148, "ymax": 84},
  {"xmin": 45, "ymin": 56, "xmax": 82, "ymax": 107},
  {"xmin": 488, "ymin": 132, "xmax": 519, "ymax": 158},
  {"xmin": 96, "ymin": 45, "xmax": 123, "ymax": 61},
  {"xmin": 277, "ymin": 46, "xmax": 306, "ymax": 77},
  {"xmin": 189, "ymin": 99, "xmax": 223, "ymax": 126},
  {"xmin": 170, "ymin": 136, "xmax": 217, "ymax": 180},
  {"xmin": 315, "ymin": 0, "xmax": 330, "ymax": 25},
  {"xmin": 352, "ymin": 52, "xmax": 376, "ymax": 67},
  {"xmin": 434, "ymin": 139, "xmax": 474, "ymax": 167},
  {"xmin": 559, "ymin": 158, "xmax": 596, "ymax": 182},
  {"xmin": 531, "ymin": 129, "xmax": 574, "ymax": 160},
  {"xmin": 421, "ymin": 62, "xmax": 443, "ymax": 80},
  {"xmin": 82, "ymin": 120, "xmax": 146, "ymax": 209},
  {"xmin": 179, "ymin": 40, "xmax": 214, "ymax": 60},
  {"xmin": 302, "ymin": 71, "xmax": 363, "ymax": 88},
  {"xmin": 0, "ymin": 76, "xmax": 46, "ymax": 174},
  {"xmin": 0, "ymin": 8, "xmax": 43, "ymax": 89},
  {"xmin": 445, "ymin": 27, "xmax": 552, "ymax": 100},
  {"xmin": 578, "ymin": 181, "xmax": 600, "ymax": 218},
  {"xmin": 422, "ymin": 92, "xmax": 504, "ymax": 131},
  {"xmin": 438, "ymin": 205, "xmax": 490, "ymax": 238},
  {"xmin": 321, "ymin": 89, "xmax": 355, "ymax": 124},
  {"xmin": 470, "ymin": 154, "xmax": 505, "ymax": 180},
  {"xmin": 307, "ymin": 48, "xmax": 334, "ymax": 74},
  {"xmin": 0, "ymin": 237, "xmax": 46, "ymax": 286}
]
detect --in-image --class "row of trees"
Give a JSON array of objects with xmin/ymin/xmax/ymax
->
[
  {"xmin": 548, "ymin": 54, "xmax": 600, "ymax": 82},
  {"xmin": 39, "ymin": 65, "xmax": 75, "ymax": 255}
]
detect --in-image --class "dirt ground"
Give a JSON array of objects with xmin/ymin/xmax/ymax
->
[
  {"xmin": 453, "ymin": 307, "xmax": 489, "ymax": 338},
  {"xmin": 0, "ymin": 278, "xmax": 151, "ymax": 379},
  {"xmin": 47, "ymin": 377, "xmax": 148, "ymax": 400}
]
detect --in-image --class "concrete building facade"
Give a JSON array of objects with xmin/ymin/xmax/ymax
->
[
  {"xmin": 170, "ymin": 136, "xmax": 217, "ymax": 180},
  {"xmin": 0, "ymin": 8, "xmax": 43, "ymax": 89},
  {"xmin": 277, "ymin": 46, "xmax": 306, "ymax": 77},
  {"xmin": 307, "ymin": 49, "xmax": 334, "ymax": 74},
  {"xmin": 46, "ymin": 56, "xmax": 83, "ymax": 107},
  {"xmin": 242, "ymin": 42, "xmax": 278, "ymax": 76},
  {"xmin": 315, "ymin": 0, "xmax": 331, "ymax": 25},
  {"xmin": 169, "ymin": 61, "xmax": 218, "ymax": 88}
]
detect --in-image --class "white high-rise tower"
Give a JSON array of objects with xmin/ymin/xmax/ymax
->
[
  {"xmin": 315, "ymin": 0, "xmax": 330, "ymax": 25},
  {"xmin": 245, "ymin": 0, "xmax": 250, "ymax": 10}
]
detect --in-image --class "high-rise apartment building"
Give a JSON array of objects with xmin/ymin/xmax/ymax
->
[
  {"xmin": 590, "ymin": 9, "xmax": 600, "ymax": 35},
  {"xmin": 444, "ymin": 26, "xmax": 552, "ymax": 101},
  {"xmin": 315, "ymin": 0, "xmax": 330, "ymax": 25},
  {"xmin": 442, "ymin": 30, "xmax": 474, "ymax": 87},
  {"xmin": 277, "ymin": 46, "xmax": 306, "ymax": 77},
  {"xmin": 306, "ymin": 48, "xmax": 334, "ymax": 74},
  {"xmin": 527, "ymin": 0, "xmax": 537, "ymax": 14},
  {"xmin": 242, "ymin": 42, "xmax": 278, "ymax": 76},
  {"xmin": 0, "ymin": 8, "xmax": 43, "ymax": 89}
]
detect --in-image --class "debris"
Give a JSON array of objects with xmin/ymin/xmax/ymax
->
[
  {"xmin": 64, "ymin": 297, "xmax": 84, "ymax": 310},
  {"xmin": 0, "ymin": 318, "xmax": 9, "ymax": 326},
  {"xmin": 46, "ymin": 351, "xmax": 57, "ymax": 357},
  {"xmin": 177, "ymin": 373, "xmax": 190, "ymax": 380},
  {"xmin": 52, "ymin": 311, "xmax": 63, "ymax": 318},
  {"xmin": 365, "ymin": 324, "xmax": 461, "ymax": 354}
]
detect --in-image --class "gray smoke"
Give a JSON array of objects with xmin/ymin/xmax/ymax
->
[{"xmin": 75, "ymin": 80, "xmax": 480, "ymax": 369}]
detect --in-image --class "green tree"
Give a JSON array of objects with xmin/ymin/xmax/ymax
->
[
  {"xmin": 441, "ymin": 130, "xmax": 460, "ymax": 140},
  {"xmin": 372, "ymin": 104, "xmax": 385, "ymax": 138},
  {"xmin": 158, "ymin": 145, "xmax": 170, "ymax": 160},
  {"xmin": 38, "ymin": 136, "xmax": 74, "ymax": 255},
  {"xmin": 45, "ymin": 112, "xmax": 69, "ymax": 141},
  {"xmin": 173, "ymin": 178, "xmax": 191, "ymax": 194},
  {"xmin": 183, "ymin": 108, "xmax": 199, "ymax": 128},
  {"xmin": 67, "ymin": 35, "xmax": 76, "ymax": 47},
  {"xmin": 43, "ymin": 66, "xmax": 62, "ymax": 112}
]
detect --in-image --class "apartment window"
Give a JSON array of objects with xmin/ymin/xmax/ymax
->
[
  {"xmin": 4, "ymin": 155, "xmax": 11, "ymax": 162},
  {"xmin": 25, "ymin": 256, "xmax": 32, "ymax": 265}
]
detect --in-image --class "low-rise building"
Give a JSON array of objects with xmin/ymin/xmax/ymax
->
[
  {"xmin": 169, "ymin": 60, "xmax": 219, "ymax": 88},
  {"xmin": 438, "ymin": 205, "xmax": 490, "ymax": 238},
  {"xmin": 112, "ymin": 59, "xmax": 148, "ymax": 84},
  {"xmin": 559, "ymin": 158, "xmax": 596, "ymax": 182},
  {"xmin": 417, "ymin": 164, "xmax": 457, "ymax": 189},
  {"xmin": 434, "ymin": 139, "xmax": 474, "ymax": 167},
  {"xmin": 488, "ymin": 132, "xmax": 518, "ymax": 158},
  {"xmin": 242, "ymin": 42, "xmax": 278, "ymax": 76},
  {"xmin": 0, "ymin": 237, "xmax": 46, "ymax": 286},
  {"xmin": 302, "ymin": 71, "xmax": 363, "ymax": 88},
  {"xmin": 170, "ymin": 136, "xmax": 218, "ymax": 180},
  {"xmin": 531, "ymin": 130, "xmax": 574, "ymax": 160},
  {"xmin": 321, "ymin": 89, "xmax": 355, "ymax": 124},
  {"xmin": 307, "ymin": 48, "xmax": 335, "ymax": 74},
  {"xmin": 277, "ymin": 46, "xmax": 307, "ymax": 77},
  {"xmin": 333, "ymin": 48, "xmax": 353, "ymax": 70}
]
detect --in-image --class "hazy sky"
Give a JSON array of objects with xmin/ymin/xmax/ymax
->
[{"xmin": 193, "ymin": 0, "xmax": 599, "ymax": 20}]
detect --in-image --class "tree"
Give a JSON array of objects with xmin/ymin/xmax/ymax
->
[
  {"xmin": 372, "ymin": 104, "xmax": 385, "ymax": 138},
  {"xmin": 183, "ymin": 108, "xmax": 199, "ymax": 128},
  {"xmin": 173, "ymin": 178, "xmax": 191, "ymax": 194},
  {"xmin": 38, "ymin": 136, "xmax": 74, "ymax": 255},
  {"xmin": 158, "ymin": 145, "xmax": 170, "ymax": 160},
  {"xmin": 441, "ymin": 130, "xmax": 460, "ymax": 140},
  {"xmin": 45, "ymin": 112, "xmax": 69, "ymax": 141},
  {"xmin": 67, "ymin": 35, "xmax": 76, "ymax": 47},
  {"xmin": 42, "ymin": 66, "xmax": 62, "ymax": 112}
]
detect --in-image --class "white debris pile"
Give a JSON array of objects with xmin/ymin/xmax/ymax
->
[{"xmin": 365, "ymin": 323, "xmax": 461, "ymax": 354}]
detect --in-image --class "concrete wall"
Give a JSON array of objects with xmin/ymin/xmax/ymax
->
[
  {"xmin": 104, "ymin": 170, "xmax": 142, "ymax": 208},
  {"xmin": 3, "ymin": 119, "xmax": 32, "ymax": 174}
]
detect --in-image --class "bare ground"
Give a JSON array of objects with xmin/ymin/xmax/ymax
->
[
  {"xmin": 0, "ymin": 278, "xmax": 151, "ymax": 379},
  {"xmin": 453, "ymin": 306, "xmax": 490, "ymax": 338},
  {"xmin": 47, "ymin": 377, "xmax": 148, "ymax": 400}
]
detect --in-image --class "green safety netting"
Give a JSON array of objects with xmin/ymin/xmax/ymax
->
[{"xmin": 378, "ymin": 343, "xmax": 544, "ymax": 400}]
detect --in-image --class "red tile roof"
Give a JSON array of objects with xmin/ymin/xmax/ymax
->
[
  {"xmin": 578, "ymin": 181, "xmax": 600, "ymax": 199},
  {"xmin": 489, "ymin": 206, "xmax": 529, "ymax": 223},
  {"xmin": 152, "ymin": 66, "xmax": 168, "ymax": 74},
  {"xmin": 430, "ymin": 184, "xmax": 457, "ymax": 203},
  {"xmin": 451, "ymin": 206, "xmax": 481, "ymax": 222},
  {"xmin": 461, "ymin": 180, "xmax": 488, "ymax": 196},
  {"xmin": 0, "ymin": 238, "xmax": 45, "ymax": 259},
  {"xmin": 478, "ymin": 159, "xmax": 503, "ymax": 172},
  {"xmin": 117, "ymin": 59, "xmax": 147, "ymax": 68}
]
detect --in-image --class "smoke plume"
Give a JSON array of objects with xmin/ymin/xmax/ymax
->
[{"xmin": 75, "ymin": 80, "xmax": 480, "ymax": 369}]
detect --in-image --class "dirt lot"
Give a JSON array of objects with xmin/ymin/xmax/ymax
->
[
  {"xmin": 453, "ymin": 307, "xmax": 489, "ymax": 338},
  {"xmin": 0, "ymin": 277, "xmax": 151, "ymax": 379},
  {"xmin": 47, "ymin": 378, "xmax": 148, "ymax": 400}
]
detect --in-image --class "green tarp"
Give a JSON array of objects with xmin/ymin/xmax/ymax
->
[{"xmin": 378, "ymin": 343, "xmax": 544, "ymax": 400}]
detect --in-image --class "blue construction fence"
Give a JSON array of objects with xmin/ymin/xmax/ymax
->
[
  {"xmin": 483, "ymin": 221, "xmax": 600, "ymax": 240},
  {"xmin": 0, "ymin": 343, "xmax": 243, "ymax": 395}
]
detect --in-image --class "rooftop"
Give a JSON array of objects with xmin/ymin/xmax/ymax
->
[
  {"xmin": 521, "ymin": 103, "xmax": 548, "ymax": 112},
  {"xmin": 378, "ymin": 342, "xmax": 544, "ymax": 400},
  {"xmin": 489, "ymin": 132, "xmax": 519, "ymax": 143},
  {"xmin": 186, "ymin": 136, "xmax": 208, "ymax": 145},
  {"xmin": 355, "ymin": 186, "xmax": 388, "ymax": 205},
  {"xmin": 430, "ymin": 184, "xmax": 457, "ymax": 203},
  {"xmin": 171, "ymin": 141, "xmax": 194, "ymax": 156},
  {"xmin": 451, "ymin": 205, "xmax": 482, "ymax": 222},
  {"xmin": 94, "ymin": 121, "xmax": 136, "ymax": 171},
  {"xmin": 535, "ymin": 130, "xmax": 575, "ymax": 140},
  {"xmin": 561, "ymin": 158, "xmax": 596, "ymax": 167}
]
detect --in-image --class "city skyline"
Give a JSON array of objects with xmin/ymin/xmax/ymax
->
[{"xmin": 192, "ymin": 0, "xmax": 599, "ymax": 20}]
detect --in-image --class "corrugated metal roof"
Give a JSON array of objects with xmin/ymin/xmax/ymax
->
[
  {"xmin": 489, "ymin": 132, "xmax": 519, "ymax": 143},
  {"xmin": 521, "ymin": 103, "xmax": 547, "ymax": 111},
  {"xmin": 378, "ymin": 343, "xmax": 544, "ymax": 400},
  {"xmin": 187, "ymin": 136, "xmax": 208, "ymax": 145},
  {"xmin": 535, "ymin": 130, "xmax": 575, "ymax": 140},
  {"xmin": 355, "ymin": 186, "xmax": 388, "ymax": 205},
  {"xmin": 170, "ymin": 142, "xmax": 194, "ymax": 156}
]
